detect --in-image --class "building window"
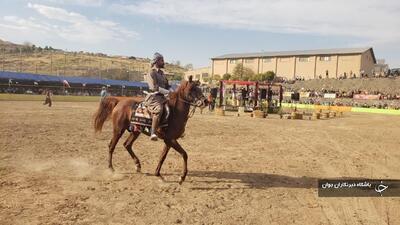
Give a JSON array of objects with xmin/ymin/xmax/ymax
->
[
  {"xmin": 229, "ymin": 59, "xmax": 237, "ymax": 64},
  {"xmin": 201, "ymin": 73, "xmax": 209, "ymax": 78},
  {"xmin": 244, "ymin": 59, "xmax": 254, "ymax": 63},
  {"xmin": 195, "ymin": 74, "xmax": 201, "ymax": 79},
  {"xmin": 320, "ymin": 56, "xmax": 331, "ymax": 61},
  {"xmin": 279, "ymin": 57, "xmax": 290, "ymax": 62},
  {"xmin": 299, "ymin": 57, "xmax": 311, "ymax": 62},
  {"xmin": 263, "ymin": 58, "xmax": 272, "ymax": 63}
]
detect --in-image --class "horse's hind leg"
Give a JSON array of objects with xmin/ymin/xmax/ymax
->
[
  {"xmin": 108, "ymin": 128, "xmax": 124, "ymax": 171},
  {"xmin": 123, "ymin": 131, "xmax": 141, "ymax": 173}
]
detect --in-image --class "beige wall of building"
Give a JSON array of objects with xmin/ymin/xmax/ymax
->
[
  {"xmin": 184, "ymin": 67, "xmax": 211, "ymax": 83},
  {"xmin": 227, "ymin": 59, "xmax": 243, "ymax": 74},
  {"xmin": 260, "ymin": 57, "xmax": 277, "ymax": 74},
  {"xmin": 212, "ymin": 59, "xmax": 227, "ymax": 77},
  {"xmin": 315, "ymin": 55, "xmax": 338, "ymax": 78},
  {"xmin": 211, "ymin": 48, "xmax": 376, "ymax": 80},
  {"xmin": 337, "ymin": 55, "xmax": 361, "ymax": 77},
  {"xmin": 360, "ymin": 51, "xmax": 375, "ymax": 76},
  {"xmin": 276, "ymin": 56, "xmax": 296, "ymax": 79},
  {"xmin": 295, "ymin": 56, "xmax": 316, "ymax": 80},
  {"xmin": 243, "ymin": 58, "xmax": 259, "ymax": 74}
]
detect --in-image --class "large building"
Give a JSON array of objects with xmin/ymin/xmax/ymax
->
[
  {"xmin": 211, "ymin": 47, "xmax": 376, "ymax": 80},
  {"xmin": 184, "ymin": 66, "xmax": 211, "ymax": 83}
]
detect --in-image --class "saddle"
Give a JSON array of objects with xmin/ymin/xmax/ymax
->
[{"xmin": 130, "ymin": 102, "xmax": 169, "ymax": 136}]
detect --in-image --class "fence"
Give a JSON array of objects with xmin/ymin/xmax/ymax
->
[{"xmin": 0, "ymin": 83, "xmax": 144, "ymax": 97}]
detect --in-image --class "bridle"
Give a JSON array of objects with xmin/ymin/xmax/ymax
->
[
  {"xmin": 178, "ymin": 97, "xmax": 203, "ymax": 118},
  {"xmin": 172, "ymin": 81, "xmax": 205, "ymax": 118}
]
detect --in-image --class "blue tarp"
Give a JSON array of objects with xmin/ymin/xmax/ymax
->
[{"xmin": 0, "ymin": 71, "xmax": 148, "ymax": 88}]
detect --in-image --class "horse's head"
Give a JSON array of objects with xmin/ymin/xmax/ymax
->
[{"xmin": 178, "ymin": 76, "xmax": 208, "ymax": 108}]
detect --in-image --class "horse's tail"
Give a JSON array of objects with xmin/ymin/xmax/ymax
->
[{"xmin": 94, "ymin": 97, "xmax": 119, "ymax": 133}]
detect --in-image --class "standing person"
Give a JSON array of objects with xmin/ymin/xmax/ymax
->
[
  {"xmin": 208, "ymin": 93, "xmax": 213, "ymax": 111},
  {"xmin": 144, "ymin": 52, "xmax": 171, "ymax": 141},
  {"xmin": 241, "ymin": 87, "xmax": 247, "ymax": 107},
  {"xmin": 248, "ymin": 89, "xmax": 254, "ymax": 108},
  {"xmin": 100, "ymin": 86, "xmax": 108, "ymax": 100},
  {"xmin": 43, "ymin": 89, "xmax": 53, "ymax": 107}
]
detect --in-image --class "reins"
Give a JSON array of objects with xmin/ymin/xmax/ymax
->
[
  {"xmin": 168, "ymin": 81, "xmax": 201, "ymax": 119},
  {"xmin": 177, "ymin": 97, "xmax": 198, "ymax": 118}
]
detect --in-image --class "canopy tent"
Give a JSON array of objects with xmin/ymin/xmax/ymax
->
[{"xmin": 0, "ymin": 71, "xmax": 148, "ymax": 88}]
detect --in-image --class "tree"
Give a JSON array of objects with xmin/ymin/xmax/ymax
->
[
  {"xmin": 184, "ymin": 63, "xmax": 193, "ymax": 70},
  {"xmin": 222, "ymin": 73, "xmax": 231, "ymax": 80},
  {"xmin": 241, "ymin": 73, "xmax": 252, "ymax": 81},
  {"xmin": 171, "ymin": 74, "xmax": 183, "ymax": 81},
  {"xmin": 230, "ymin": 73, "xmax": 240, "ymax": 80},
  {"xmin": 232, "ymin": 64, "xmax": 255, "ymax": 80},
  {"xmin": 252, "ymin": 71, "xmax": 276, "ymax": 81},
  {"xmin": 264, "ymin": 71, "xmax": 275, "ymax": 81},
  {"xmin": 212, "ymin": 74, "xmax": 221, "ymax": 81}
]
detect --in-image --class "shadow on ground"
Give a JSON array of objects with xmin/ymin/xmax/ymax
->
[{"xmin": 189, "ymin": 170, "xmax": 368, "ymax": 191}]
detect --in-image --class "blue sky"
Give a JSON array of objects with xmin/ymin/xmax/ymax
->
[{"xmin": 1, "ymin": 0, "xmax": 399, "ymax": 68}]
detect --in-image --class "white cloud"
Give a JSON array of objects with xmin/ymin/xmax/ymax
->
[
  {"xmin": 0, "ymin": 3, "xmax": 138, "ymax": 44},
  {"xmin": 28, "ymin": 3, "xmax": 86, "ymax": 23},
  {"xmin": 112, "ymin": 0, "xmax": 400, "ymax": 44},
  {"xmin": 44, "ymin": 0, "xmax": 103, "ymax": 7}
]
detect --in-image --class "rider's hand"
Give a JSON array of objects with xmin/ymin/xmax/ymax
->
[{"xmin": 158, "ymin": 87, "xmax": 170, "ymax": 95}]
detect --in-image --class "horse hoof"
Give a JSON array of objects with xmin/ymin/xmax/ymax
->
[
  {"xmin": 179, "ymin": 177, "xmax": 185, "ymax": 185},
  {"xmin": 136, "ymin": 165, "xmax": 141, "ymax": 173},
  {"xmin": 108, "ymin": 167, "xmax": 115, "ymax": 172},
  {"xmin": 158, "ymin": 175, "xmax": 166, "ymax": 182}
]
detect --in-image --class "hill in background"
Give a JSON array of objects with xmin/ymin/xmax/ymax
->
[{"xmin": 0, "ymin": 39, "xmax": 187, "ymax": 81}]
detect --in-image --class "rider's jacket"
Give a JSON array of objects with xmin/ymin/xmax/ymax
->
[{"xmin": 146, "ymin": 68, "xmax": 170, "ymax": 93}]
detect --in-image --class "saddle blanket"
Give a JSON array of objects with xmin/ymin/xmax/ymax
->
[{"xmin": 130, "ymin": 103, "xmax": 168, "ymax": 128}]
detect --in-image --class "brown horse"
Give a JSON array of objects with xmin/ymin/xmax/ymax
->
[{"xmin": 93, "ymin": 77, "xmax": 207, "ymax": 184}]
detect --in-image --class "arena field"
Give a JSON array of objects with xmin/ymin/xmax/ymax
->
[{"xmin": 0, "ymin": 101, "xmax": 399, "ymax": 225}]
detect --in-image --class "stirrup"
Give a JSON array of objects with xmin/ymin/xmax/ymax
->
[{"xmin": 150, "ymin": 134, "xmax": 158, "ymax": 141}]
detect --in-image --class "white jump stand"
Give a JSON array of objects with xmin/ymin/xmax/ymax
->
[{"xmin": 237, "ymin": 106, "xmax": 245, "ymax": 116}]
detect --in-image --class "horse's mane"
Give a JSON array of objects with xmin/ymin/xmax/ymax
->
[{"xmin": 168, "ymin": 80, "xmax": 188, "ymax": 107}]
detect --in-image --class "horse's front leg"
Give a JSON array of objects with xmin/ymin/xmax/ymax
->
[
  {"xmin": 169, "ymin": 139, "xmax": 188, "ymax": 185},
  {"xmin": 155, "ymin": 142, "xmax": 171, "ymax": 180}
]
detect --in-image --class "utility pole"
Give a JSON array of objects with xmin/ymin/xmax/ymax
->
[
  {"xmin": 128, "ymin": 65, "xmax": 131, "ymax": 81},
  {"xmin": 99, "ymin": 61, "xmax": 102, "ymax": 79},
  {"xmin": 50, "ymin": 50, "xmax": 53, "ymax": 75},
  {"xmin": 34, "ymin": 49, "xmax": 38, "ymax": 74},
  {"xmin": 1, "ymin": 48, "xmax": 4, "ymax": 72},
  {"xmin": 19, "ymin": 47, "xmax": 22, "ymax": 72},
  {"xmin": 64, "ymin": 50, "xmax": 67, "ymax": 75}
]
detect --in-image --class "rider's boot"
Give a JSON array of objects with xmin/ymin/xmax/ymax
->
[{"xmin": 150, "ymin": 114, "xmax": 160, "ymax": 141}]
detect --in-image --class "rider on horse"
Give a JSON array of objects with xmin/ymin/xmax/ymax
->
[{"xmin": 144, "ymin": 52, "xmax": 171, "ymax": 141}]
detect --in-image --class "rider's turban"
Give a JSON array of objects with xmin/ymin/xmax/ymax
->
[{"xmin": 151, "ymin": 52, "xmax": 164, "ymax": 67}]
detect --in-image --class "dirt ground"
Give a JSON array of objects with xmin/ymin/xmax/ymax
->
[{"xmin": 1, "ymin": 101, "xmax": 399, "ymax": 225}]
